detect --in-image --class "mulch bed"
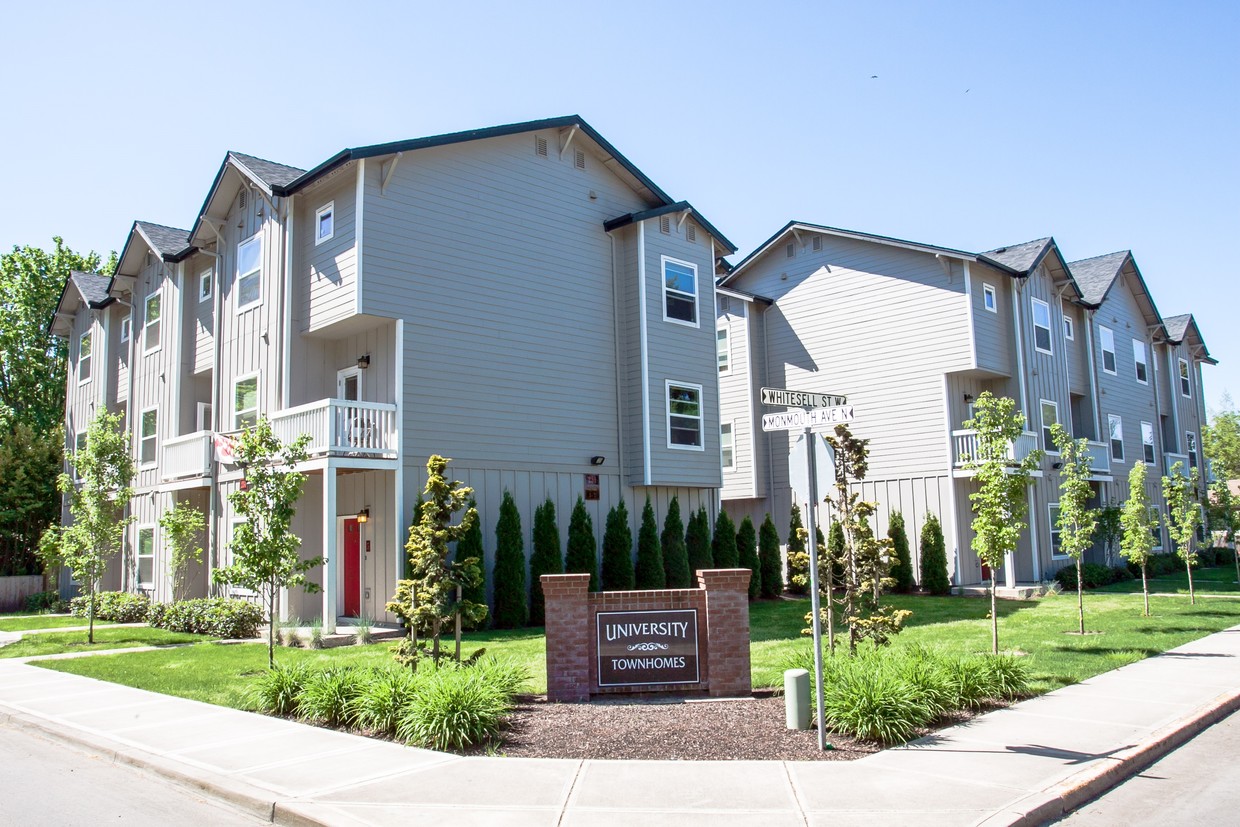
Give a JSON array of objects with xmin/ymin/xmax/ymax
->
[{"xmin": 488, "ymin": 693, "xmax": 880, "ymax": 761}]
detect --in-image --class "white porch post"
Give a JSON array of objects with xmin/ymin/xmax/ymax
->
[{"xmin": 323, "ymin": 463, "xmax": 337, "ymax": 634}]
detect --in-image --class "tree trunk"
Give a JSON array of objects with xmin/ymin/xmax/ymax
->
[
  {"xmin": 431, "ymin": 616, "xmax": 441, "ymax": 665},
  {"xmin": 267, "ymin": 592, "xmax": 276, "ymax": 669},
  {"xmin": 454, "ymin": 584, "xmax": 462, "ymax": 662},
  {"xmin": 1233, "ymin": 541, "xmax": 1239, "ymax": 586},
  {"xmin": 87, "ymin": 581, "xmax": 95, "ymax": 645},
  {"xmin": 990, "ymin": 577, "xmax": 999, "ymax": 656},
  {"xmin": 1076, "ymin": 558, "xmax": 1085, "ymax": 635},
  {"xmin": 1141, "ymin": 564, "xmax": 1150, "ymax": 617},
  {"xmin": 1186, "ymin": 556, "xmax": 1196, "ymax": 606}
]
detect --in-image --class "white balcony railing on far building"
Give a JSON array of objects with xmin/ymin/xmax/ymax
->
[
  {"xmin": 1164, "ymin": 452, "xmax": 1192, "ymax": 477},
  {"xmin": 1083, "ymin": 441, "xmax": 1111, "ymax": 475},
  {"xmin": 161, "ymin": 431, "xmax": 214, "ymax": 481},
  {"xmin": 270, "ymin": 399, "xmax": 398, "ymax": 459},
  {"xmin": 951, "ymin": 429, "xmax": 1040, "ymax": 472}
]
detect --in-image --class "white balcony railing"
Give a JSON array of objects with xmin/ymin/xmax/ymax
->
[
  {"xmin": 161, "ymin": 431, "xmax": 214, "ymax": 481},
  {"xmin": 1164, "ymin": 452, "xmax": 1191, "ymax": 477},
  {"xmin": 1084, "ymin": 441, "xmax": 1111, "ymax": 474},
  {"xmin": 952, "ymin": 429, "xmax": 1040, "ymax": 470},
  {"xmin": 270, "ymin": 399, "xmax": 398, "ymax": 459}
]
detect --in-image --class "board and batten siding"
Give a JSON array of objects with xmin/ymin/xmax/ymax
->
[
  {"xmin": 287, "ymin": 320, "xmax": 396, "ymax": 407},
  {"xmin": 297, "ymin": 168, "xmax": 358, "ymax": 333}
]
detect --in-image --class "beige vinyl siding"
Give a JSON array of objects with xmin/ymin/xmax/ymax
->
[
  {"xmin": 298, "ymin": 170, "xmax": 358, "ymax": 333},
  {"xmin": 718, "ymin": 300, "xmax": 757, "ymax": 500},
  {"xmin": 288, "ymin": 320, "xmax": 397, "ymax": 407},
  {"xmin": 971, "ymin": 266, "xmax": 1014, "ymax": 376},
  {"xmin": 1064, "ymin": 302, "xmax": 1089, "ymax": 397},
  {"xmin": 108, "ymin": 303, "xmax": 129, "ymax": 407},
  {"xmin": 190, "ymin": 252, "xmax": 215, "ymax": 373}
]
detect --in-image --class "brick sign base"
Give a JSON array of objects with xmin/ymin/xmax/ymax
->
[{"xmin": 541, "ymin": 569, "xmax": 752, "ymax": 702}]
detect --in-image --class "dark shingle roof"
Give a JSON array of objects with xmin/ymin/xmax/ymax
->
[
  {"xmin": 134, "ymin": 221, "xmax": 192, "ymax": 260},
  {"xmin": 1163, "ymin": 314, "xmax": 1192, "ymax": 342},
  {"xmin": 979, "ymin": 238, "xmax": 1053, "ymax": 273},
  {"xmin": 70, "ymin": 271, "xmax": 112, "ymax": 307},
  {"xmin": 229, "ymin": 152, "xmax": 306, "ymax": 189},
  {"xmin": 1067, "ymin": 251, "xmax": 1129, "ymax": 305}
]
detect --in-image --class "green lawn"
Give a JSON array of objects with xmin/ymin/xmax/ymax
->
[
  {"xmin": 1, "ymin": 627, "xmax": 210, "ymax": 659},
  {"xmin": 35, "ymin": 590, "xmax": 1240, "ymax": 709},
  {"xmin": 1097, "ymin": 564, "xmax": 1240, "ymax": 595},
  {"xmin": 0, "ymin": 615, "xmax": 117, "ymax": 633}
]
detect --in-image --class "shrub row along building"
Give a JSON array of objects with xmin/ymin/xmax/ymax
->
[{"xmin": 51, "ymin": 117, "xmax": 1215, "ymax": 625}]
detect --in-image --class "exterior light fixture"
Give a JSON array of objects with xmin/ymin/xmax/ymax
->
[
  {"xmin": 356, "ymin": 508, "xmax": 370, "ymax": 524},
  {"xmin": 963, "ymin": 393, "xmax": 975, "ymax": 403},
  {"xmin": 590, "ymin": 456, "xmax": 606, "ymax": 466},
  {"xmin": 357, "ymin": 354, "xmax": 371, "ymax": 370}
]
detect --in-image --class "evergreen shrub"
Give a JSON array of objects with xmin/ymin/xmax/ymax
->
[{"xmin": 491, "ymin": 491, "xmax": 528, "ymax": 628}]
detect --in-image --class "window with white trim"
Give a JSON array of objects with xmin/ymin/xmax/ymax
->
[
  {"xmin": 1100, "ymin": 326, "xmax": 1116, "ymax": 374},
  {"xmin": 137, "ymin": 525, "xmax": 155, "ymax": 588},
  {"xmin": 666, "ymin": 381, "xmax": 703, "ymax": 449},
  {"xmin": 199, "ymin": 267, "xmax": 213, "ymax": 302},
  {"xmin": 315, "ymin": 202, "xmax": 334, "ymax": 245},
  {"xmin": 662, "ymin": 256, "xmax": 698, "ymax": 326},
  {"xmin": 234, "ymin": 375, "xmax": 259, "ymax": 430},
  {"xmin": 1031, "ymin": 298, "xmax": 1052, "ymax": 354},
  {"xmin": 716, "ymin": 326, "xmax": 731, "ymax": 374},
  {"xmin": 983, "ymin": 283, "xmax": 996, "ymax": 312},
  {"xmin": 1187, "ymin": 431, "xmax": 1198, "ymax": 469},
  {"xmin": 77, "ymin": 331, "xmax": 92, "ymax": 383},
  {"xmin": 143, "ymin": 292, "xmax": 161, "ymax": 353},
  {"xmin": 120, "ymin": 315, "xmax": 130, "ymax": 343},
  {"xmin": 1049, "ymin": 503, "xmax": 1065, "ymax": 558},
  {"xmin": 1108, "ymin": 414, "xmax": 1124, "ymax": 463},
  {"xmin": 721, "ymin": 422, "xmax": 734, "ymax": 470},
  {"xmin": 1179, "ymin": 358, "xmax": 1192, "ymax": 398},
  {"xmin": 139, "ymin": 407, "xmax": 158, "ymax": 466},
  {"xmin": 236, "ymin": 234, "xmax": 262, "ymax": 311},
  {"xmin": 1132, "ymin": 339, "xmax": 1148, "ymax": 384},
  {"xmin": 1063, "ymin": 315, "xmax": 1074, "ymax": 340},
  {"xmin": 1040, "ymin": 399, "xmax": 1059, "ymax": 453},
  {"xmin": 1141, "ymin": 421, "xmax": 1155, "ymax": 464}
]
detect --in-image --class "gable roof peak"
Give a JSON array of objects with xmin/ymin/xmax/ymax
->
[
  {"xmin": 227, "ymin": 151, "xmax": 306, "ymax": 190},
  {"xmin": 978, "ymin": 237, "xmax": 1055, "ymax": 274},
  {"xmin": 1066, "ymin": 250, "xmax": 1131, "ymax": 306}
]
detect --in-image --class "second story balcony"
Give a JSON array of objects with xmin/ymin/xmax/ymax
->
[
  {"xmin": 1164, "ymin": 452, "xmax": 1192, "ymax": 477},
  {"xmin": 951, "ymin": 429, "xmax": 1041, "ymax": 477},
  {"xmin": 162, "ymin": 431, "xmax": 214, "ymax": 484},
  {"xmin": 271, "ymin": 399, "xmax": 399, "ymax": 460},
  {"xmin": 1082, "ymin": 441, "xmax": 1111, "ymax": 477}
]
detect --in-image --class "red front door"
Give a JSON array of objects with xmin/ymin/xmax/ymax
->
[{"xmin": 344, "ymin": 518, "xmax": 361, "ymax": 617}]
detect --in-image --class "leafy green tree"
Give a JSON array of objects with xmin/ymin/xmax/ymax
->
[
  {"xmin": 736, "ymin": 515, "xmax": 760, "ymax": 600},
  {"xmin": 785, "ymin": 504, "xmax": 808, "ymax": 595},
  {"xmin": 1095, "ymin": 506, "xmax": 1123, "ymax": 567},
  {"xmin": 685, "ymin": 505, "xmax": 713, "ymax": 580},
  {"xmin": 388, "ymin": 457, "xmax": 485, "ymax": 663},
  {"xmin": 491, "ymin": 491, "xmax": 527, "ymax": 628},
  {"xmin": 828, "ymin": 521, "xmax": 846, "ymax": 591},
  {"xmin": 635, "ymin": 497, "xmax": 665, "ymax": 589},
  {"xmin": 37, "ymin": 410, "xmax": 133, "ymax": 644},
  {"xmin": 453, "ymin": 496, "xmax": 487, "ymax": 628},
  {"xmin": 711, "ymin": 509, "xmax": 739, "ymax": 568},
  {"xmin": 887, "ymin": 512, "xmax": 914, "ymax": 593},
  {"xmin": 964, "ymin": 392, "xmax": 1043, "ymax": 654},
  {"xmin": 527, "ymin": 498, "xmax": 562, "ymax": 627},
  {"xmin": 160, "ymin": 500, "xmax": 205, "ymax": 601},
  {"xmin": 601, "ymin": 500, "xmax": 634, "ymax": 590},
  {"xmin": 1203, "ymin": 395, "xmax": 1240, "ymax": 481},
  {"xmin": 564, "ymin": 496, "xmax": 599, "ymax": 591},
  {"xmin": 1119, "ymin": 461, "xmax": 1159, "ymax": 617},
  {"xmin": 1051, "ymin": 423, "xmax": 1100, "ymax": 635},
  {"xmin": 660, "ymin": 496, "xmax": 690, "ymax": 588},
  {"xmin": 1163, "ymin": 462, "xmax": 1202, "ymax": 605},
  {"xmin": 212, "ymin": 419, "xmax": 317, "ymax": 668},
  {"xmin": 0, "ymin": 416, "xmax": 61, "ymax": 576},
  {"xmin": 1206, "ymin": 479, "xmax": 1239, "ymax": 585},
  {"xmin": 919, "ymin": 514, "xmax": 950, "ymax": 595},
  {"xmin": 758, "ymin": 513, "xmax": 782, "ymax": 598}
]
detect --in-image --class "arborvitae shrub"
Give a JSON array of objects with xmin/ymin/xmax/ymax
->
[
  {"xmin": 828, "ymin": 521, "xmax": 846, "ymax": 590},
  {"xmin": 888, "ymin": 512, "xmax": 914, "ymax": 594},
  {"xmin": 758, "ymin": 513, "xmax": 783, "ymax": 598},
  {"xmin": 661, "ymin": 496, "xmax": 691, "ymax": 588},
  {"xmin": 712, "ymin": 509, "xmax": 739, "ymax": 568},
  {"xmin": 686, "ymin": 506, "xmax": 713, "ymax": 579},
  {"xmin": 527, "ymin": 499, "xmax": 562, "ymax": 626},
  {"xmin": 736, "ymin": 515, "xmax": 760, "ymax": 601},
  {"xmin": 635, "ymin": 497, "xmax": 665, "ymax": 589},
  {"xmin": 786, "ymin": 504, "xmax": 808, "ymax": 595},
  {"xmin": 601, "ymin": 500, "xmax": 635, "ymax": 591},
  {"xmin": 564, "ymin": 496, "xmax": 599, "ymax": 591},
  {"xmin": 491, "ymin": 491, "xmax": 527, "ymax": 628},
  {"xmin": 454, "ymin": 496, "xmax": 487, "ymax": 629},
  {"xmin": 919, "ymin": 513, "xmax": 951, "ymax": 596}
]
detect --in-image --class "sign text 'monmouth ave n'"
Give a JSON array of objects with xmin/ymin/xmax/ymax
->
[{"xmin": 761, "ymin": 405, "xmax": 856, "ymax": 432}]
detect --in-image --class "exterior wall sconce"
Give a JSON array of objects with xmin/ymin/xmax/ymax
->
[
  {"xmin": 1051, "ymin": 462, "xmax": 1063, "ymax": 470},
  {"xmin": 357, "ymin": 354, "xmax": 371, "ymax": 370},
  {"xmin": 356, "ymin": 508, "xmax": 370, "ymax": 524},
  {"xmin": 590, "ymin": 456, "xmax": 606, "ymax": 466},
  {"xmin": 963, "ymin": 393, "xmax": 975, "ymax": 403}
]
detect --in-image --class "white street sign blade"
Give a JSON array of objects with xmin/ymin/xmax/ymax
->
[
  {"xmin": 761, "ymin": 406, "xmax": 855, "ymax": 432},
  {"xmin": 760, "ymin": 387, "xmax": 847, "ymax": 408}
]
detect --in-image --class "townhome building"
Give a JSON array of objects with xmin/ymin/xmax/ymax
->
[
  {"xmin": 716, "ymin": 222, "xmax": 1215, "ymax": 590},
  {"xmin": 50, "ymin": 116, "xmax": 735, "ymax": 630}
]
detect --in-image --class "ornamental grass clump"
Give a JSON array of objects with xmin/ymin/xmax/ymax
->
[
  {"xmin": 250, "ymin": 662, "xmax": 310, "ymax": 716},
  {"xmin": 395, "ymin": 668, "xmax": 512, "ymax": 751},
  {"xmin": 297, "ymin": 667, "xmax": 368, "ymax": 728},
  {"xmin": 347, "ymin": 668, "xmax": 419, "ymax": 737},
  {"xmin": 819, "ymin": 651, "xmax": 932, "ymax": 745}
]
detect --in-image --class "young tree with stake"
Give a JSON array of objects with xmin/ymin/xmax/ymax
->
[
  {"xmin": 1119, "ymin": 461, "xmax": 1159, "ymax": 617},
  {"xmin": 1051, "ymin": 424, "xmax": 1098, "ymax": 635},
  {"xmin": 1162, "ymin": 462, "xmax": 1202, "ymax": 605}
]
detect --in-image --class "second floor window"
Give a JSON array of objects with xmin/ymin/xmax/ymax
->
[
  {"xmin": 662, "ymin": 257, "xmax": 698, "ymax": 326},
  {"xmin": 140, "ymin": 407, "xmax": 158, "ymax": 466},
  {"xmin": 1062, "ymin": 306, "xmax": 1074, "ymax": 340},
  {"xmin": 316, "ymin": 202, "xmax": 334, "ymax": 244},
  {"xmin": 721, "ymin": 422, "xmax": 734, "ymax": 470},
  {"xmin": 144, "ymin": 293, "xmax": 161, "ymax": 353},
  {"xmin": 1187, "ymin": 431, "xmax": 1198, "ymax": 469},
  {"xmin": 234, "ymin": 376, "xmax": 259, "ymax": 430},
  {"xmin": 237, "ymin": 234, "xmax": 262, "ymax": 311},
  {"xmin": 1100, "ymin": 326, "xmax": 1116, "ymax": 374},
  {"xmin": 667, "ymin": 382, "xmax": 703, "ymax": 449},
  {"xmin": 1109, "ymin": 414, "xmax": 1124, "ymax": 463},
  {"xmin": 77, "ymin": 331, "xmax": 92, "ymax": 383},
  {"xmin": 1133, "ymin": 339, "xmax": 1148, "ymax": 384},
  {"xmin": 983, "ymin": 284, "xmax": 997, "ymax": 312},
  {"xmin": 1031, "ymin": 298, "xmax": 1052, "ymax": 354},
  {"xmin": 1179, "ymin": 358, "xmax": 1192, "ymax": 398},
  {"xmin": 199, "ymin": 267, "xmax": 213, "ymax": 302},
  {"xmin": 717, "ymin": 327, "xmax": 730, "ymax": 374},
  {"xmin": 1040, "ymin": 399, "xmax": 1059, "ymax": 453},
  {"xmin": 120, "ymin": 316, "xmax": 130, "ymax": 343},
  {"xmin": 1142, "ymin": 421, "xmax": 1155, "ymax": 464}
]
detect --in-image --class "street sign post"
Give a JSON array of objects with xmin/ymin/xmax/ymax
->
[{"xmin": 760, "ymin": 387, "xmax": 847, "ymax": 409}]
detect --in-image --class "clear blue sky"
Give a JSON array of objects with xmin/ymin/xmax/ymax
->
[{"xmin": 2, "ymin": 1, "xmax": 1236, "ymax": 411}]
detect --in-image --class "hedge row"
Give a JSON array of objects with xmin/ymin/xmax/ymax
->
[{"xmin": 69, "ymin": 591, "xmax": 261, "ymax": 639}]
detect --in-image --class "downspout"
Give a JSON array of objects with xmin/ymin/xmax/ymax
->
[
  {"xmin": 637, "ymin": 220, "xmax": 652, "ymax": 487},
  {"xmin": 1010, "ymin": 280, "xmax": 1029, "ymax": 419},
  {"xmin": 1084, "ymin": 310, "xmax": 1102, "ymax": 442},
  {"xmin": 608, "ymin": 233, "xmax": 626, "ymax": 483}
]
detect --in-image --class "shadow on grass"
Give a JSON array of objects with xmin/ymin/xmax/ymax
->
[{"xmin": 1049, "ymin": 645, "xmax": 1162, "ymax": 658}]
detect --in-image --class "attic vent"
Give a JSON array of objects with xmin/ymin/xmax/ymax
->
[
  {"xmin": 660, "ymin": 215, "xmax": 671, "ymax": 234},
  {"xmin": 574, "ymin": 149, "xmax": 586, "ymax": 170},
  {"xmin": 786, "ymin": 242, "xmax": 795, "ymax": 258},
  {"xmin": 812, "ymin": 236, "xmax": 822, "ymax": 252},
  {"xmin": 239, "ymin": 189, "xmax": 247, "ymax": 210},
  {"xmin": 686, "ymin": 223, "xmax": 697, "ymax": 243},
  {"xmin": 535, "ymin": 136, "xmax": 548, "ymax": 157}
]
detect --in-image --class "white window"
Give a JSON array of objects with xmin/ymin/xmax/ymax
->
[
  {"xmin": 1108, "ymin": 414, "xmax": 1124, "ymax": 463},
  {"xmin": 721, "ymin": 422, "xmax": 734, "ymax": 470},
  {"xmin": 77, "ymin": 331, "xmax": 92, "ymax": 383},
  {"xmin": 1049, "ymin": 503, "xmax": 1065, "ymax": 558},
  {"xmin": 1141, "ymin": 421, "xmax": 1155, "ymax": 464},
  {"xmin": 785, "ymin": 242, "xmax": 795, "ymax": 258},
  {"xmin": 315, "ymin": 202, "xmax": 334, "ymax": 245},
  {"xmin": 983, "ymin": 284, "xmax": 997, "ymax": 312},
  {"xmin": 662, "ymin": 256, "xmax": 698, "ymax": 326},
  {"xmin": 197, "ymin": 403, "xmax": 213, "ymax": 432},
  {"xmin": 137, "ymin": 525, "xmax": 155, "ymax": 588},
  {"xmin": 143, "ymin": 292, "xmax": 161, "ymax": 354},
  {"xmin": 120, "ymin": 316, "xmax": 130, "ymax": 343},
  {"xmin": 1132, "ymin": 339, "xmax": 1148, "ymax": 384},
  {"xmin": 236, "ymin": 234, "xmax": 262, "ymax": 311},
  {"xmin": 1100, "ymin": 326, "xmax": 1116, "ymax": 374},
  {"xmin": 716, "ymin": 326, "xmax": 731, "ymax": 374},
  {"xmin": 1031, "ymin": 298, "xmax": 1052, "ymax": 354},
  {"xmin": 666, "ymin": 381, "xmax": 704, "ymax": 450},
  {"xmin": 1040, "ymin": 400, "xmax": 1059, "ymax": 453},
  {"xmin": 1179, "ymin": 358, "xmax": 1192, "ymax": 398},
  {"xmin": 1187, "ymin": 431, "xmax": 1198, "ymax": 470},
  {"xmin": 199, "ymin": 267, "xmax": 213, "ymax": 302},
  {"xmin": 139, "ymin": 407, "xmax": 158, "ymax": 466},
  {"xmin": 234, "ymin": 375, "xmax": 259, "ymax": 430},
  {"xmin": 1063, "ymin": 313, "xmax": 1074, "ymax": 340}
]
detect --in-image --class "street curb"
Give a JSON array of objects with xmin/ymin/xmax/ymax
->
[{"xmin": 975, "ymin": 686, "xmax": 1240, "ymax": 826}]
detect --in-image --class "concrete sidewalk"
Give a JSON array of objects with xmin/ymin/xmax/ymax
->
[{"xmin": 2, "ymin": 629, "xmax": 1240, "ymax": 827}]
